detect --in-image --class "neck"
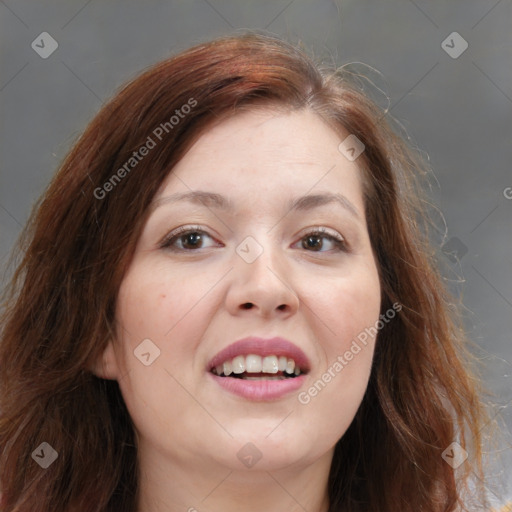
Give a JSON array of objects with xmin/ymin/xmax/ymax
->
[{"xmin": 136, "ymin": 442, "xmax": 332, "ymax": 512}]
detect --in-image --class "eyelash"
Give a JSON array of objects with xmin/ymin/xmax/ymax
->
[{"xmin": 159, "ymin": 225, "xmax": 347, "ymax": 253}]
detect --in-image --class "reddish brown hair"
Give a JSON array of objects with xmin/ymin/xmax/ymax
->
[{"xmin": 0, "ymin": 32, "xmax": 488, "ymax": 511}]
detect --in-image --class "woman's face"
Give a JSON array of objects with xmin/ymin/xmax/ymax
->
[{"xmin": 103, "ymin": 109, "xmax": 381, "ymax": 475}]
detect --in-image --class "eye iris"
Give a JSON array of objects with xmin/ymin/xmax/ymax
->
[
  {"xmin": 303, "ymin": 235, "xmax": 322, "ymax": 251},
  {"xmin": 182, "ymin": 232, "xmax": 202, "ymax": 248}
]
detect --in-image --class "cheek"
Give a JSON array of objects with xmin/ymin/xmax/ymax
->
[
  {"xmin": 303, "ymin": 263, "xmax": 381, "ymax": 358},
  {"xmin": 115, "ymin": 263, "xmax": 225, "ymax": 379},
  {"xmin": 116, "ymin": 263, "xmax": 212, "ymax": 340},
  {"xmin": 113, "ymin": 267, "xmax": 223, "ymax": 445},
  {"xmin": 293, "ymin": 259, "xmax": 381, "ymax": 423}
]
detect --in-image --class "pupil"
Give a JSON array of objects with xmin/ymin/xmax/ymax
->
[
  {"xmin": 183, "ymin": 232, "xmax": 201, "ymax": 248},
  {"xmin": 304, "ymin": 235, "xmax": 322, "ymax": 251}
]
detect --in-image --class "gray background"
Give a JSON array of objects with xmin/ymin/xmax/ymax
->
[{"xmin": 1, "ymin": 0, "xmax": 511, "ymax": 507}]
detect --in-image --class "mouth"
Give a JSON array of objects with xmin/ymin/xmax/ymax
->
[{"xmin": 207, "ymin": 337, "xmax": 310, "ymax": 400}]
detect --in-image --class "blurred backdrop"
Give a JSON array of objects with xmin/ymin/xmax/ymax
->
[{"xmin": 1, "ymin": 0, "xmax": 511, "ymax": 506}]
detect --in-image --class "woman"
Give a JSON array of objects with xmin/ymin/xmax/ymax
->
[{"xmin": 0, "ymin": 32, "xmax": 489, "ymax": 511}]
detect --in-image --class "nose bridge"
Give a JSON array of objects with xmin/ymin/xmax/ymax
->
[
  {"xmin": 235, "ymin": 229, "xmax": 291, "ymax": 282},
  {"xmin": 237, "ymin": 232, "xmax": 272, "ymax": 268},
  {"xmin": 227, "ymin": 232, "xmax": 299, "ymax": 316}
]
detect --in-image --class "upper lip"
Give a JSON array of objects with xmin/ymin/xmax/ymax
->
[{"xmin": 207, "ymin": 336, "xmax": 311, "ymax": 373}]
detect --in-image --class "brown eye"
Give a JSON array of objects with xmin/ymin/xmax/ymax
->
[
  {"xmin": 302, "ymin": 234, "xmax": 324, "ymax": 251},
  {"xmin": 161, "ymin": 227, "xmax": 219, "ymax": 251},
  {"xmin": 180, "ymin": 232, "xmax": 203, "ymax": 249},
  {"xmin": 294, "ymin": 229, "xmax": 347, "ymax": 253}
]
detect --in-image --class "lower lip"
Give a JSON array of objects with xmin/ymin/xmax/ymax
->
[{"xmin": 208, "ymin": 373, "xmax": 306, "ymax": 401}]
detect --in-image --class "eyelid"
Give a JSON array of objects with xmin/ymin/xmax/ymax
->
[{"xmin": 297, "ymin": 226, "xmax": 345, "ymax": 242}]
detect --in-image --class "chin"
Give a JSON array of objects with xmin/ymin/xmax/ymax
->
[{"xmin": 214, "ymin": 428, "xmax": 325, "ymax": 471}]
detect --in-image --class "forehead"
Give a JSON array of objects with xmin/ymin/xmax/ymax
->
[
  {"xmin": 156, "ymin": 109, "xmax": 365, "ymax": 211},
  {"xmin": 183, "ymin": 108, "xmax": 345, "ymax": 166}
]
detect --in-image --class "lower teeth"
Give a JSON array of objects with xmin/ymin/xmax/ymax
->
[
  {"xmin": 217, "ymin": 372, "xmax": 298, "ymax": 379},
  {"xmin": 242, "ymin": 376, "xmax": 287, "ymax": 381},
  {"xmin": 212, "ymin": 369, "xmax": 301, "ymax": 379}
]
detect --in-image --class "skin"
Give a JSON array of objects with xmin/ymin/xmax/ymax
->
[{"xmin": 95, "ymin": 109, "xmax": 382, "ymax": 512}]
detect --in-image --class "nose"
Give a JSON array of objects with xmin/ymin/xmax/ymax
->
[{"xmin": 224, "ymin": 241, "xmax": 299, "ymax": 319}]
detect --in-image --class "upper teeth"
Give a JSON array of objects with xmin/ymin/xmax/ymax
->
[{"xmin": 214, "ymin": 355, "xmax": 300, "ymax": 376}]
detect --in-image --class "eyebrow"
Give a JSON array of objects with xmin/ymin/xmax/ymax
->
[
  {"xmin": 150, "ymin": 190, "xmax": 360, "ymax": 219},
  {"xmin": 149, "ymin": 191, "xmax": 232, "ymax": 212},
  {"xmin": 289, "ymin": 192, "xmax": 360, "ymax": 219}
]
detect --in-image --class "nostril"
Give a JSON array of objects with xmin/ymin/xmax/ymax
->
[
  {"xmin": 241, "ymin": 303, "xmax": 253, "ymax": 309},
  {"xmin": 277, "ymin": 304, "xmax": 287, "ymax": 311}
]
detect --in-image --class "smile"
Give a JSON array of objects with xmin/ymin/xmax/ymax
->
[{"xmin": 207, "ymin": 337, "xmax": 310, "ymax": 400}]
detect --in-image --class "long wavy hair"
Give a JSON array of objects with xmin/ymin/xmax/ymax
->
[{"xmin": 0, "ymin": 32, "xmax": 488, "ymax": 511}]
